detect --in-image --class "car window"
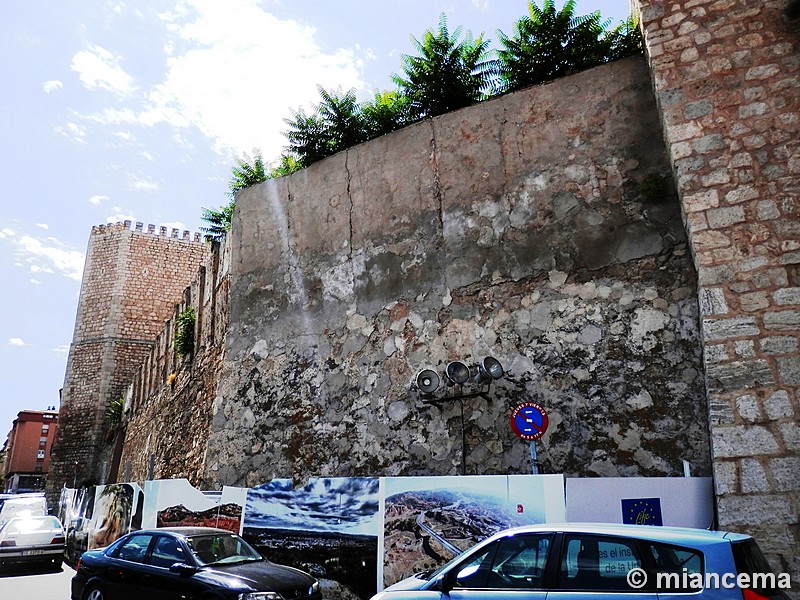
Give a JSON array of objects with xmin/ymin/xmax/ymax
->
[
  {"xmin": 187, "ymin": 534, "xmax": 262, "ymax": 566},
  {"xmin": 453, "ymin": 534, "xmax": 552, "ymax": 589},
  {"xmin": 560, "ymin": 534, "xmax": 645, "ymax": 591},
  {"xmin": 2, "ymin": 516, "xmax": 62, "ymax": 534},
  {"xmin": 644, "ymin": 541, "xmax": 703, "ymax": 592},
  {"xmin": 149, "ymin": 535, "xmax": 188, "ymax": 568},
  {"xmin": 732, "ymin": 539, "xmax": 783, "ymax": 597},
  {"xmin": 452, "ymin": 543, "xmax": 495, "ymax": 588},
  {"xmin": 113, "ymin": 534, "xmax": 154, "ymax": 564}
]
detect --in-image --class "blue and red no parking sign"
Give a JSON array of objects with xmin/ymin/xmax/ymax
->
[{"xmin": 510, "ymin": 402, "xmax": 549, "ymax": 441}]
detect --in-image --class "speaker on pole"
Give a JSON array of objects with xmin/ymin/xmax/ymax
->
[{"xmin": 415, "ymin": 369, "xmax": 440, "ymax": 394}]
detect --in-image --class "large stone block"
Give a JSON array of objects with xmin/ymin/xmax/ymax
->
[
  {"xmin": 716, "ymin": 493, "xmax": 795, "ymax": 526},
  {"xmin": 705, "ymin": 359, "xmax": 775, "ymax": 392},
  {"xmin": 712, "ymin": 425, "xmax": 779, "ymax": 458}
]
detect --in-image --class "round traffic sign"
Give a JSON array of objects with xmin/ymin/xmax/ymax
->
[{"xmin": 510, "ymin": 402, "xmax": 549, "ymax": 441}]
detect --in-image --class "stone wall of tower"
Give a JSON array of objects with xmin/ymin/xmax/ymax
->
[
  {"xmin": 47, "ymin": 222, "xmax": 209, "ymax": 498},
  {"xmin": 115, "ymin": 237, "xmax": 230, "ymax": 487},
  {"xmin": 636, "ymin": 0, "xmax": 799, "ymax": 584}
]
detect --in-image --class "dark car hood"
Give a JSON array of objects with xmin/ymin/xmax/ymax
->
[{"xmin": 195, "ymin": 559, "xmax": 315, "ymax": 594}]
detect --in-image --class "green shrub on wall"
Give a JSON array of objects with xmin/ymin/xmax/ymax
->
[
  {"xmin": 104, "ymin": 396, "xmax": 124, "ymax": 430},
  {"xmin": 175, "ymin": 306, "xmax": 196, "ymax": 357}
]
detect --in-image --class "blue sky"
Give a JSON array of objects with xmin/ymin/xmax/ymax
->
[{"xmin": 0, "ymin": 0, "xmax": 630, "ymax": 444}]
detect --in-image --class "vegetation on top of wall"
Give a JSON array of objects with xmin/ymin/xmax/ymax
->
[
  {"xmin": 175, "ymin": 306, "xmax": 197, "ymax": 357},
  {"xmin": 200, "ymin": 0, "xmax": 642, "ymax": 238}
]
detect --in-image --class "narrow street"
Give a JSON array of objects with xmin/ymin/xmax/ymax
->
[{"xmin": 0, "ymin": 562, "xmax": 74, "ymax": 600}]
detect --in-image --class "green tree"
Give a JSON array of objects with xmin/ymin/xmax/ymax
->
[
  {"xmin": 200, "ymin": 202, "xmax": 235, "ymax": 243},
  {"xmin": 361, "ymin": 90, "xmax": 414, "ymax": 138},
  {"xmin": 497, "ymin": 0, "xmax": 640, "ymax": 92},
  {"xmin": 268, "ymin": 153, "xmax": 302, "ymax": 178},
  {"xmin": 316, "ymin": 86, "xmax": 368, "ymax": 153},
  {"xmin": 604, "ymin": 16, "xmax": 643, "ymax": 62},
  {"xmin": 201, "ymin": 151, "xmax": 268, "ymax": 242},
  {"xmin": 227, "ymin": 150, "xmax": 267, "ymax": 198},
  {"xmin": 284, "ymin": 108, "xmax": 330, "ymax": 166},
  {"xmin": 392, "ymin": 14, "xmax": 496, "ymax": 119},
  {"xmin": 284, "ymin": 87, "xmax": 370, "ymax": 166}
]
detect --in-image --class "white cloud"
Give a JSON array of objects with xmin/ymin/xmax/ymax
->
[
  {"xmin": 89, "ymin": 195, "xmax": 109, "ymax": 205},
  {"xmin": 29, "ymin": 264, "xmax": 55, "ymax": 274},
  {"xmin": 7, "ymin": 338, "xmax": 30, "ymax": 347},
  {"xmin": 52, "ymin": 345, "xmax": 70, "ymax": 357},
  {"xmin": 55, "ymin": 121, "xmax": 88, "ymax": 145},
  {"xmin": 70, "ymin": 0, "xmax": 366, "ymax": 158},
  {"xmin": 42, "ymin": 80, "xmax": 63, "ymax": 93},
  {"xmin": 105, "ymin": 209, "xmax": 137, "ymax": 223},
  {"xmin": 71, "ymin": 45, "xmax": 135, "ymax": 95},
  {"xmin": 36, "ymin": 223, "xmax": 49, "ymax": 230},
  {"xmin": 128, "ymin": 175, "xmax": 159, "ymax": 193},
  {"xmin": 1, "ymin": 230, "xmax": 85, "ymax": 282},
  {"xmin": 30, "ymin": 278, "xmax": 43, "ymax": 285},
  {"xmin": 160, "ymin": 221, "xmax": 188, "ymax": 232}
]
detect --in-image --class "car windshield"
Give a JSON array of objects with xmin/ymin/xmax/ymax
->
[
  {"xmin": 187, "ymin": 533, "xmax": 263, "ymax": 566},
  {"xmin": 2, "ymin": 516, "xmax": 62, "ymax": 534}
]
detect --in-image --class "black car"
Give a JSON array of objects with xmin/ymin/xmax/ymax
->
[{"xmin": 71, "ymin": 526, "xmax": 322, "ymax": 600}]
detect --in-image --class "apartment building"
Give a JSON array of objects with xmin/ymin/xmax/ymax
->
[{"xmin": 2, "ymin": 409, "xmax": 59, "ymax": 493}]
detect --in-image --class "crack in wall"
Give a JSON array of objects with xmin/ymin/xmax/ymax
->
[
  {"xmin": 428, "ymin": 120, "xmax": 444, "ymax": 233},
  {"xmin": 345, "ymin": 149, "xmax": 354, "ymax": 262}
]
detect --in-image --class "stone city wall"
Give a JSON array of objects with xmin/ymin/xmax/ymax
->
[
  {"xmin": 204, "ymin": 55, "xmax": 712, "ymax": 489},
  {"xmin": 117, "ymin": 238, "xmax": 231, "ymax": 487},
  {"xmin": 636, "ymin": 0, "xmax": 799, "ymax": 584}
]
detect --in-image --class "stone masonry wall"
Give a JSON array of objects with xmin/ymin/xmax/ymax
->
[
  {"xmin": 204, "ymin": 56, "xmax": 712, "ymax": 490},
  {"xmin": 48, "ymin": 222, "xmax": 209, "ymax": 499},
  {"xmin": 118, "ymin": 238, "xmax": 230, "ymax": 486},
  {"xmin": 636, "ymin": 0, "xmax": 799, "ymax": 585}
]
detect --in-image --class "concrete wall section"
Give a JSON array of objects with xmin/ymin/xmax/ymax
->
[{"xmin": 206, "ymin": 56, "xmax": 711, "ymax": 489}]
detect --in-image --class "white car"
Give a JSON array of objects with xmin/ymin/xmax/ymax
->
[{"xmin": 0, "ymin": 515, "xmax": 65, "ymax": 571}]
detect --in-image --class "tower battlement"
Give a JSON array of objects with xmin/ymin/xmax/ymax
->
[{"xmin": 91, "ymin": 220, "xmax": 205, "ymax": 243}]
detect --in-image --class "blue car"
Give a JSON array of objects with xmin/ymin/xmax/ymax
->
[
  {"xmin": 71, "ymin": 526, "xmax": 322, "ymax": 600},
  {"xmin": 372, "ymin": 523, "xmax": 789, "ymax": 600}
]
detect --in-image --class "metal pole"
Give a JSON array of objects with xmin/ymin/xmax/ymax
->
[
  {"xmin": 460, "ymin": 398, "xmax": 466, "ymax": 475},
  {"xmin": 529, "ymin": 442, "xmax": 539, "ymax": 474}
]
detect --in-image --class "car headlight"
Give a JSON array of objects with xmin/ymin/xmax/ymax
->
[{"xmin": 238, "ymin": 594, "xmax": 283, "ymax": 600}]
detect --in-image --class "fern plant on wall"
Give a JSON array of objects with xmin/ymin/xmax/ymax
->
[{"xmin": 175, "ymin": 306, "xmax": 196, "ymax": 357}]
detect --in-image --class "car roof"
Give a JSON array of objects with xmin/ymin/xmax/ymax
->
[
  {"xmin": 140, "ymin": 526, "xmax": 235, "ymax": 538},
  {"xmin": 490, "ymin": 523, "xmax": 745, "ymax": 546}
]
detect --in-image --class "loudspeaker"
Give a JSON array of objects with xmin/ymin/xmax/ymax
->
[
  {"xmin": 415, "ymin": 369, "xmax": 440, "ymax": 394},
  {"xmin": 479, "ymin": 356, "xmax": 504, "ymax": 381},
  {"xmin": 445, "ymin": 361, "xmax": 470, "ymax": 385}
]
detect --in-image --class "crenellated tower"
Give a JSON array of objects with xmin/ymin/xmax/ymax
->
[{"xmin": 47, "ymin": 221, "xmax": 209, "ymax": 499}]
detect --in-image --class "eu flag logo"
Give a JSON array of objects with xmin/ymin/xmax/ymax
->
[{"xmin": 621, "ymin": 497, "xmax": 663, "ymax": 526}]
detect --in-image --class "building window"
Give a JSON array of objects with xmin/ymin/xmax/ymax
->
[
  {"xmin": 42, "ymin": 424, "xmax": 50, "ymax": 432},
  {"xmin": 37, "ymin": 450, "xmax": 45, "ymax": 459},
  {"xmin": 34, "ymin": 463, "xmax": 43, "ymax": 473}
]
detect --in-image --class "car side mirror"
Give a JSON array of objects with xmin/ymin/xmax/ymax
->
[
  {"xmin": 439, "ymin": 569, "xmax": 457, "ymax": 593},
  {"xmin": 169, "ymin": 562, "xmax": 200, "ymax": 576}
]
